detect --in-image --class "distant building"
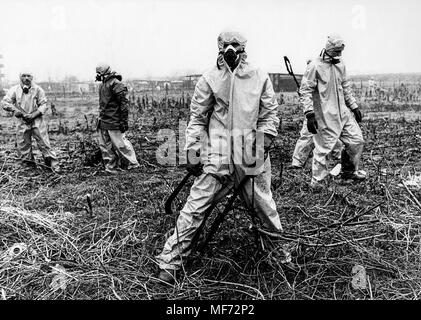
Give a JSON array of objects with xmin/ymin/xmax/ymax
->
[
  {"xmin": 170, "ymin": 80, "xmax": 184, "ymax": 91},
  {"xmin": 37, "ymin": 81, "xmax": 97, "ymax": 96},
  {"xmin": 126, "ymin": 79, "xmax": 188, "ymax": 93},
  {"xmin": 268, "ymin": 73, "xmax": 303, "ymax": 93},
  {"xmin": 184, "ymin": 74, "xmax": 202, "ymax": 90},
  {"xmin": 183, "ymin": 73, "xmax": 303, "ymax": 93},
  {"xmin": 128, "ymin": 80, "xmax": 151, "ymax": 91}
]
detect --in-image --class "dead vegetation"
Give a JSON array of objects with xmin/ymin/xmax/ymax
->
[{"xmin": 0, "ymin": 94, "xmax": 421, "ymax": 300}]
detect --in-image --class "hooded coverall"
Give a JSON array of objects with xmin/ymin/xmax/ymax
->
[
  {"xmin": 97, "ymin": 72, "xmax": 139, "ymax": 170},
  {"xmin": 156, "ymin": 32, "xmax": 282, "ymax": 271},
  {"xmin": 291, "ymin": 59, "xmax": 343, "ymax": 168},
  {"xmin": 299, "ymin": 48, "xmax": 364, "ymax": 183},
  {"xmin": 1, "ymin": 83, "xmax": 57, "ymax": 166},
  {"xmin": 291, "ymin": 121, "xmax": 343, "ymax": 167}
]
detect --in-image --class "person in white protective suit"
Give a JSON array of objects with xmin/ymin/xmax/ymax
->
[
  {"xmin": 1, "ymin": 71, "xmax": 58, "ymax": 170},
  {"xmin": 290, "ymin": 120, "xmax": 343, "ymax": 169},
  {"xmin": 368, "ymin": 77, "xmax": 377, "ymax": 97},
  {"xmin": 299, "ymin": 34, "xmax": 366, "ymax": 189},
  {"xmin": 156, "ymin": 31, "xmax": 283, "ymax": 284},
  {"xmin": 290, "ymin": 60, "xmax": 343, "ymax": 169}
]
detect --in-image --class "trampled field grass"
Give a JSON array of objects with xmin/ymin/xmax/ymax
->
[{"xmin": 0, "ymin": 92, "xmax": 421, "ymax": 300}]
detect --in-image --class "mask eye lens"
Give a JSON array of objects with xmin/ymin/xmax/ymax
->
[{"xmin": 224, "ymin": 42, "xmax": 239, "ymax": 49}]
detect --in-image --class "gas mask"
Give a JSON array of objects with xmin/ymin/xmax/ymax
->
[
  {"xmin": 95, "ymin": 73, "xmax": 103, "ymax": 82},
  {"xmin": 20, "ymin": 74, "xmax": 33, "ymax": 94},
  {"xmin": 324, "ymin": 50, "xmax": 342, "ymax": 65},
  {"xmin": 95, "ymin": 64, "xmax": 111, "ymax": 82},
  {"xmin": 222, "ymin": 44, "xmax": 243, "ymax": 71}
]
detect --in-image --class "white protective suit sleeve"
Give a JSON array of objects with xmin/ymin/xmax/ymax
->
[
  {"xmin": 185, "ymin": 76, "xmax": 215, "ymax": 152},
  {"xmin": 35, "ymin": 87, "xmax": 48, "ymax": 114},
  {"xmin": 341, "ymin": 65, "xmax": 358, "ymax": 110},
  {"xmin": 1, "ymin": 85, "xmax": 48, "ymax": 115},
  {"xmin": 257, "ymin": 76, "xmax": 279, "ymax": 137},
  {"xmin": 1, "ymin": 88, "xmax": 17, "ymax": 113},
  {"xmin": 299, "ymin": 62, "xmax": 318, "ymax": 115}
]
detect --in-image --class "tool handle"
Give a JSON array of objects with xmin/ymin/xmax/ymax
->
[
  {"xmin": 284, "ymin": 56, "xmax": 293, "ymax": 75},
  {"xmin": 283, "ymin": 56, "xmax": 301, "ymax": 92},
  {"xmin": 196, "ymin": 176, "xmax": 249, "ymax": 253},
  {"xmin": 164, "ymin": 171, "xmax": 193, "ymax": 215}
]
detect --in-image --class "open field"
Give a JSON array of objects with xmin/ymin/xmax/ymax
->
[{"xmin": 0, "ymin": 92, "xmax": 421, "ymax": 300}]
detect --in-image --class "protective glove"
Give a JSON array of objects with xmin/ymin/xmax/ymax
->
[
  {"xmin": 186, "ymin": 148, "xmax": 203, "ymax": 177},
  {"xmin": 263, "ymin": 134, "xmax": 274, "ymax": 160},
  {"xmin": 14, "ymin": 111, "xmax": 24, "ymax": 118},
  {"xmin": 351, "ymin": 107, "xmax": 362, "ymax": 123},
  {"xmin": 119, "ymin": 122, "xmax": 129, "ymax": 133},
  {"xmin": 306, "ymin": 112, "xmax": 318, "ymax": 134},
  {"xmin": 23, "ymin": 110, "xmax": 42, "ymax": 122}
]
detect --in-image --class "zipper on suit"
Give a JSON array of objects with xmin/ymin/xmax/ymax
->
[
  {"xmin": 333, "ymin": 66, "xmax": 343, "ymax": 123},
  {"xmin": 228, "ymin": 65, "xmax": 237, "ymax": 174}
]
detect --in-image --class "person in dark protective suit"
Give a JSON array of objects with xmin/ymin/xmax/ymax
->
[{"xmin": 95, "ymin": 63, "xmax": 140, "ymax": 173}]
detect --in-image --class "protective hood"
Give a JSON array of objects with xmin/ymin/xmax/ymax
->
[
  {"xmin": 104, "ymin": 72, "xmax": 122, "ymax": 82},
  {"xmin": 216, "ymin": 31, "xmax": 248, "ymax": 70},
  {"xmin": 319, "ymin": 34, "xmax": 345, "ymax": 64},
  {"xmin": 325, "ymin": 33, "xmax": 345, "ymax": 53},
  {"xmin": 19, "ymin": 68, "xmax": 34, "ymax": 87},
  {"xmin": 19, "ymin": 69, "xmax": 34, "ymax": 77},
  {"xmin": 96, "ymin": 63, "xmax": 111, "ymax": 75},
  {"xmin": 217, "ymin": 31, "xmax": 247, "ymax": 51}
]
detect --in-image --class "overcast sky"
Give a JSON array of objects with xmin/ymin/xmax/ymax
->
[{"xmin": 0, "ymin": 0, "xmax": 420, "ymax": 82}]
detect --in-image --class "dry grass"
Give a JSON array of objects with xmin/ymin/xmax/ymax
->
[{"xmin": 0, "ymin": 95, "xmax": 421, "ymax": 300}]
